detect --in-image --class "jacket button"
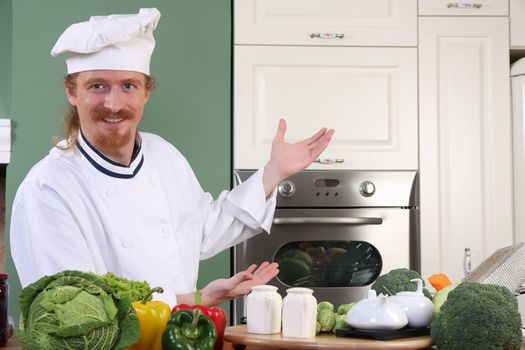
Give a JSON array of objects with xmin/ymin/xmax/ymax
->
[
  {"xmin": 161, "ymin": 225, "xmax": 170, "ymax": 238},
  {"xmin": 121, "ymin": 239, "xmax": 132, "ymax": 248},
  {"xmin": 105, "ymin": 188, "xmax": 117, "ymax": 198},
  {"xmin": 149, "ymin": 176, "xmax": 158, "ymax": 187}
]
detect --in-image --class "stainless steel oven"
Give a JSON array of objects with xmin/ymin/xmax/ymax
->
[{"xmin": 232, "ymin": 170, "xmax": 420, "ymax": 324}]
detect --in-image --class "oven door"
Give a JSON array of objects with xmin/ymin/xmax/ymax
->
[{"xmin": 233, "ymin": 207, "xmax": 416, "ymax": 324}]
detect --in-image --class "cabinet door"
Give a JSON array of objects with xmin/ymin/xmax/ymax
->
[
  {"xmin": 419, "ymin": 17, "xmax": 512, "ymax": 281},
  {"xmin": 419, "ymin": 0, "xmax": 508, "ymax": 16},
  {"xmin": 234, "ymin": 0, "xmax": 416, "ymax": 46},
  {"xmin": 234, "ymin": 46, "xmax": 418, "ymax": 170},
  {"xmin": 511, "ymin": 0, "xmax": 525, "ymax": 47}
]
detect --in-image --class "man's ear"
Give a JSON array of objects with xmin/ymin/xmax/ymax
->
[{"xmin": 65, "ymin": 85, "xmax": 77, "ymax": 106}]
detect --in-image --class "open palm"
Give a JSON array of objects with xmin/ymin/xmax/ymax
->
[
  {"xmin": 263, "ymin": 119, "xmax": 335, "ymax": 195},
  {"xmin": 202, "ymin": 262, "xmax": 279, "ymax": 306}
]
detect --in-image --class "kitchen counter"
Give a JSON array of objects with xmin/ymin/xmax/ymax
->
[
  {"xmin": 3, "ymin": 334, "xmax": 525, "ymax": 349},
  {"xmin": 225, "ymin": 325, "xmax": 432, "ymax": 349}
]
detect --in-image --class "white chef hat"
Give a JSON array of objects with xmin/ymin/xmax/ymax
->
[{"xmin": 51, "ymin": 8, "xmax": 161, "ymax": 75}]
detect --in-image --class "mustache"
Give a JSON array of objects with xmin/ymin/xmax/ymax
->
[{"xmin": 91, "ymin": 105, "xmax": 135, "ymax": 121}]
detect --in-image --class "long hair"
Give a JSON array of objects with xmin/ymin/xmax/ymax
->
[{"xmin": 54, "ymin": 73, "xmax": 157, "ymax": 149}]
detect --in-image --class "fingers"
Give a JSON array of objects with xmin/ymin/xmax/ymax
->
[
  {"xmin": 253, "ymin": 266, "xmax": 279, "ymax": 285},
  {"xmin": 309, "ymin": 128, "xmax": 335, "ymax": 156},
  {"xmin": 245, "ymin": 263, "xmax": 258, "ymax": 275},
  {"xmin": 252, "ymin": 261, "xmax": 270, "ymax": 275},
  {"xmin": 274, "ymin": 118, "xmax": 287, "ymax": 143},
  {"xmin": 302, "ymin": 127, "xmax": 328, "ymax": 146},
  {"xmin": 228, "ymin": 270, "xmax": 254, "ymax": 289}
]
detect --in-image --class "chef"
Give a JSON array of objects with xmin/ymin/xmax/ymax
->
[{"xmin": 10, "ymin": 8, "xmax": 334, "ymax": 307}]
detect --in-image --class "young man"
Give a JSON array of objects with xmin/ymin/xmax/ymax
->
[{"xmin": 10, "ymin": 8, "xmax": 334, "ymax": 307}]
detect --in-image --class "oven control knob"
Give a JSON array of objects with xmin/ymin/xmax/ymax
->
[
  {"xmin": 360, "ymin": 181, "xmax": 375, "ymax": 197},
  {"xmin": 278, "ymin": 180, "xmax": 296, "ymax": 198}
]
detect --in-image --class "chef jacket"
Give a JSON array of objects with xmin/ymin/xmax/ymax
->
[{"xmin": 10, "ymin": 131, "xmax": 277, "ymax": 307}]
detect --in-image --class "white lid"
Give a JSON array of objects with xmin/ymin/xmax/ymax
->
[
  {"xmin": 251, "ymin": 285, "xmax": 278, "ymax": 292},
  {"xmin": 286, "ymin": 287, "xmax": 314, "ymax": 294},
  {"xmin": 511, "ymin": 57, "xmax": 525, "ymax": 77},
  {"xmin": 395, "ymin": 278, "xmax": 424, "ymax": 297}
]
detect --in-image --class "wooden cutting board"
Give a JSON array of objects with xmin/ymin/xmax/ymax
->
[{"xmin": 224, "ymin": 325, "xmax": 433, "ymax": 349}]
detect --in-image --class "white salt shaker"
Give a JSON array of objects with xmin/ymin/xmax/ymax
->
[
  {"xmin": 246, "ymin": 285, "xmax": 282, "ymax": 334},
  {"xmin": 282, "ymin": 287, "xmax": 317, "ymax": 338}
]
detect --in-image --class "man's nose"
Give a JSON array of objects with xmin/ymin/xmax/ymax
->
[{"xmin": 103, "ymin": 89, "xmax": 124, "ymax": 113}]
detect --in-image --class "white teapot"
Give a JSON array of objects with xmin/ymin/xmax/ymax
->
[
  {"xmin": 389, "ymin": 278, "xmax": 434, "ymax": 328},
  {"xmin": 346, "ymin": 289, "xmax": 408, "ymax": 330}
]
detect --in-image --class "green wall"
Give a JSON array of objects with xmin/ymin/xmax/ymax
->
[
  {"xmin": 5, "ymin": 0, "xmax": 232, "ymax": 321},
  {"xmin": 0, "ymin": 0, "xmax": 11, "ymax": 116}
]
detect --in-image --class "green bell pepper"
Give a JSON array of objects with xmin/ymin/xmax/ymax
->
[{"xmin": 162, "ymin": 308, "xmax": 217, "ymax": 350}]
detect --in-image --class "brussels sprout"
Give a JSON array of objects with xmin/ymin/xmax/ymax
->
[
  {"xmin": 317, "ymin": 301, "xmax": 334, "ymax": 312},
  {"xmin": 333, "ymin": 314, "xmax": 351, "ymax": 333},
  {"xmin": 337, "ymin": 303, "xmax": 355, "ymax": 316},
  {"xmin": 317, "ymin": 308, "xmax": 336, "ymax": 332}
]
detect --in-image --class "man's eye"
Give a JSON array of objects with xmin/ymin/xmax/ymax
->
[
  {"xmin": 91, "ymin": 83, "xmax": 105, "ymax": 90},
  {"xmin": 123, "ymin": 83, "xmax": 137, "ymax": 90}
]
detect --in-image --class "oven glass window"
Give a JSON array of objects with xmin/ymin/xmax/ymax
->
[{"xmin": 274, "ymin": 240, "xmax": 382, "ymax": 287}]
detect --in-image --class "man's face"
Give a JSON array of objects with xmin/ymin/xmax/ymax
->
[{"xmin": 66, "ymin": 70, "xmax": 150, "ymax": 155}]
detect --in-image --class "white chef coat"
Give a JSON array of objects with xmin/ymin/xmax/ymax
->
[{"xmin": 10, "ymin": 131, "xmax": 277, "ymax": 307}]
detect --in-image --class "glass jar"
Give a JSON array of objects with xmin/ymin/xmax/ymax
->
[{"xmin": 0, "ymin": 273, "xmax": 9, "ymax": 345}]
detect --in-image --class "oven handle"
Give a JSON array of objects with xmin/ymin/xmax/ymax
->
[{"xmin": 272, "ymin": 217, "xmax": 383, "ymax": 225}]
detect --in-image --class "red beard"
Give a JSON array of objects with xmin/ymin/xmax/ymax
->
[{"xmin": 90, "ymin": 106, "xmax": 136, "ymax": 150}]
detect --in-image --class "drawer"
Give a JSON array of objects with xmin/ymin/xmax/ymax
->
[
  {"xmin": 419, "ymin": 0, "xmax": 508, "ymax": 16},
  {"xmin": 234, "ymin": 0, "xmax": 417, "ymax": 47}
]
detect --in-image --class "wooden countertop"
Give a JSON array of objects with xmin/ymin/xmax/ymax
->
[
  {"xmin": 224, "ymin": 325, "xmax": 432, "ymax": 349},
  {"xmin": 3, "ymin": 330, "xmax": 525, "ymax": 349}
]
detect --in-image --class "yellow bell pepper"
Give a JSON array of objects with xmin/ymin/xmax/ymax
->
[{"xmin": 128, "ymin": 287, "xmax": 171, "ymax": 350}]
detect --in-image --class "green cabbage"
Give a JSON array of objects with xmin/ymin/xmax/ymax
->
[{"xmin": 17, "ymin": 270, "xmax": 140, "ymax": 350}]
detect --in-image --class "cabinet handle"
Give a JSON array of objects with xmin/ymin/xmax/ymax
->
[
  {"xmin": 309, "ymin": 33, "xmax": 344, "ymax": 39},
  {"xmin": 447, "ymin": 2, "xmax": 482, "ymax": 9},
  {"xmin": 314, "ymin": 158, "xmax": 344, "ymax": 164}
]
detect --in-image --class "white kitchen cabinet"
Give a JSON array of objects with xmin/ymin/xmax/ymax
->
[
  {"xmin": 234, "ymin": 45, "xmax": 418, "ymax": 170},
  {"xmin": 511, "ymin": 0, "xmax": 525, "ymax": 47},
  {"xmin": 234, "ymin": 0, "xmax": 416, "ymax": 47},
  {"xmin": 418, "ymin": 17, "xmax": 512, "ymax": 282},
  {"xmin": 419, "ymin": 0, "xmax": 508, "ymax": 16}
]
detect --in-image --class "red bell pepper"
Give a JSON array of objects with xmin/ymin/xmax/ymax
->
[{"xmin": 171, "ymin": 291, "xmax": 226, "ymax": 350}]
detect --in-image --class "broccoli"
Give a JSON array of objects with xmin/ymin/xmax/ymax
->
[
  {"xmin": 371, "ymin": 268, "xmax": 432, "ymax": 300},
  {"xmin": 430, "ymin": 281, "xmax": 522, "ymax": 350}
]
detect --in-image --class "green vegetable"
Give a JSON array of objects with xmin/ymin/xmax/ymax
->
[
  {"xmin": 316, "ymin": 321, "xmax": 321, "ymax": 335},
  {"xmin": 277, "ymin": 257, "xmax": 311, "ymax": 284},
  {"xmin": 336, "ymin": 303, "xmax": 354, "ymax": 316},
  {"xmin": 294, "ymin": 251, "xmax": 314, "ymax": 267},
  {"xmin": 97, "ymin": 272, "xmax": 151, "ymax": 303},
  {"xmin": 430, "ymin": 281, "xmax": 522, "ymax": 350},
  {"xmin": 317, "ymin": 308, "xmax": 336, "ymax": 332},
  {"xmin": 432, "ymin": 282, "xmax": 460, "ymax": 315},
  {"xmin": 371, "ymin": 268, "xmax": 432, "ymax": 300},
  {"xmin": 162, "ymin": 308, "xmax": 217, "ymax": 350},
  {"xmin": 317, "ymin": 301, "xmax": 334, "ymax": 312},
  {"xmin": 332, "ymin": 314, "xmax": 351, "ymax": 333},
  {"xmin": 17, "ymin": 270, "xmax": 140, "ymax": 350}
]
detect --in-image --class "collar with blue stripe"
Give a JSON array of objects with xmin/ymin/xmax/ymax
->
[{"xmin": 77, "ymin": 130, "xmax": 144, "ymax": 179}]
